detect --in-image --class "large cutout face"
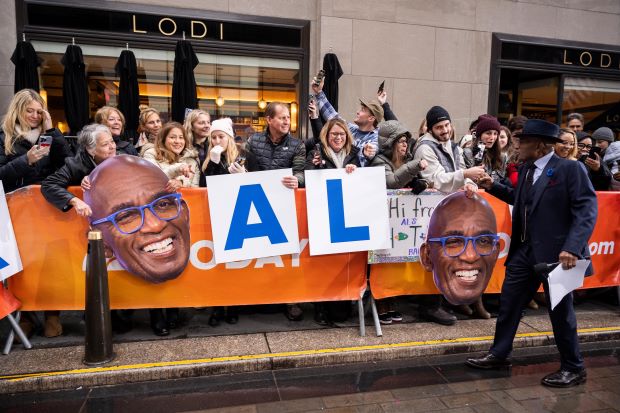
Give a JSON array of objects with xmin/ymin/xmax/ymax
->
[
  {"xmin": 84, "ymin": 155, "xmax": 190, "ymax": 283},
  {"xmin": 420, "ymin": 192, "xmax": 499, "ymax": 305}
]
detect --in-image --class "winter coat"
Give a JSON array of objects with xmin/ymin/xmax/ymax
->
[
  {"xmin": 372, "ymin": 121, "xmax": 423, "ymax": 189},
  {"xmin": 246, "ymin": 130, "xmax": 306, "ymax": 187},
  {"xmin": 113, "ymin": 135, "xmax": 138, "ymax": 156},
  {"xmin": 412, "ymin": 133, "xmax": 470, "ymax": 194},
  {"xmin": 0, "ymin": 128, "xmax": 72, "ymax": 192},
  {"xmin": 41, "ymin": 147, "xmax": 97, "ymax": 211},
  {"xmin": 142, "ymin": 144, "xmax": 200, "ymax": 187}
]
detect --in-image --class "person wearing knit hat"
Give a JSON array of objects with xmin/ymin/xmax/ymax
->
[
  {"xmin": 425, "ymin": 106, "xmax": 451, "ymax": 130},
  {"xmin": 475, "ymin": 114, "xmax": 501, "ymax": 148},
  {"xmin": 592, "ymin": 126, "xmax": 614, "ymax": 157},
  {"xmin": 203, "ymin": 117, "xmax": 247, "ymax": 176},
  {"xmin": 473, "ymin": 114, "xmax": 508, "ymax": 187},
  {"xmin": 202, "ymin": 117, "xmax": 255, "ymax": 327},
  {"xmin": 412, "ymin": 107, "xmax": 486, "ymax": 194}
]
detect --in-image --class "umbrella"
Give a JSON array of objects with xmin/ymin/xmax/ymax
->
[
  {"xmin": 61, "ymin": 44, "xmax": 90, "ymax": 135},
  {"xmin": 115, "ymin": 50, "xmax": 140, "ymax": 144},
  {"xmin": 171, "ymin": 40, "xmax": 199, "ymax": 123},
  {"xmin": 322, "ymin": 53, "xmax": 343, "ymax": 111},
  {"xmin": 10, "ymin": 40, "xmax": 42, "ymax": 93}
]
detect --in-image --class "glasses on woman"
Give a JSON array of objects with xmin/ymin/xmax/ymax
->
[
  {"xmin": 559, "ymin": 140, "xmax": 575, "ymax": 147},
  {"xmin": 427, "ymin": 234, "xmax": 500, "ymax": 258},
  {"xmin": 577, "ymin": 143, "xmax": 592, "ymax": 150},
  {"xmin": 329, "ymin": 132, "xmax": 347, "ymax": 138},
  {"xmin": 92, "ymin": 193, "xmax": 183, "ymax": 235}
]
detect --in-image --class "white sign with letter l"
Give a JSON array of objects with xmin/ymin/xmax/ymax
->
[{"xmin": 305, "ymin": 166, "xmax": 390, "ymax": 256}]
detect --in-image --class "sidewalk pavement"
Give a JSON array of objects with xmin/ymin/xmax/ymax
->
[{"xmin": 1, "ymin": 297, "xmax": 619, "ymax": 393}]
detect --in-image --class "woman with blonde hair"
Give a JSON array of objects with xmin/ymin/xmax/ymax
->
[
  {"xmin": 307, "ymin": 118, "xmax": 359, "ymax": 171},
  {"xmin": 203, "ymin": 117, "xmax": 256, "ymax": 177},
  {"xmin": 202, "ymin": 117, "xmax": 255, "ymax": 326},
  {"xmin": 0, "ymin": 88, "xmax": 71, "ymax": 193},
  {"xmin": 142, "ymin": 122, "xmax": 200, "ymax": 187},
  {"xmin": 0, "ymin": 89, "xmax": 71, "ymax": 339},
  {"xmin": 555, "ymin": 128, "xmax": 578, "ymax": 160},
  {"xmin": 136, "ymin": 107, "xmax": 162, "ymax": 152},
  {"xmin": 94, "ymin": 106, "xmax": 138, "ymax": 156},
  {"xmin": 184, "ymin": 109, "xmax": 211, "ymax": 186}
]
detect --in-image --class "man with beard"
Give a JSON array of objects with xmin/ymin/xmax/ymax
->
[
  {"xmin": 467, "ymin": 119, "xmax": 597, "ymax": 388},
  {"xmin": 420, "ymin": 192, "xmax": 499, "ymax": 306},
  {"xmin": 85, "ymin": 155, "xmax": 191, "ymax": 284}
]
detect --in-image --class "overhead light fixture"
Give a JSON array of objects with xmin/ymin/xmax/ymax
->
[
  {"xmin": 258, "ymin": 69, "xmax": 267, "ymax": 110},
  {"xmin": 216, "ymin": 95, "xmax": 225, "ymax": 107}
]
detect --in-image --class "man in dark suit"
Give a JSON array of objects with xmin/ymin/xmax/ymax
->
[{"xmin": 465, "ymin": 119, "xmax": 597, "ymax": 388}]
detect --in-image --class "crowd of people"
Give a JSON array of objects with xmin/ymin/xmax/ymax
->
[{"xmin": 1, "ymin": 76, "xmax": 618, "ymax": 340}]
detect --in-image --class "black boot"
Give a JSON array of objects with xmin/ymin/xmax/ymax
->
[
  {"xmin": 111, "ymin": 310, "xmax": 133, "ymax": 334},
  {"xmin": 314, "ymin": 303, "xmax": 329, "ymax": 326},
  {"xmin": 225, "ymin": 306, "xmax": 239, "ymax": 324},
  {"xmin": 149, "ymin": 309, "xmax": 169, "ymax": 336},
  {"xmin": 166, "ymin": 308, "xmax": 180, "ymax": 329},
  {"xmin": 209, "ymin": 307, "xmax": 224, "ymax": 327}
]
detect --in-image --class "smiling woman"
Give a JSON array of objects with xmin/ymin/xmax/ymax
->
[{"xmin": 141, "ymin": 121, "xmax": 200, "ymax": 188}]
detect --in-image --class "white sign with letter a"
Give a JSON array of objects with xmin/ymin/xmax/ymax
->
[
  {"xmin": 206, "ymin": 169, "xmax": 300, "ymax": 264},
  {"xmin": 0, "ymin": 182, "xmax": 23, "ymax": 281},
  {"xmin": 305, "ymin": 166, "xmax": 390, "ymax": 256}
]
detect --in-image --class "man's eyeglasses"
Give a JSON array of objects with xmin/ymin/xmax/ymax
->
[
  {"xmin": 91, "ymin": 193, "xmax": 183, "ymax": 235},
  {"xmin": 427, "ymin": 234, "xmax": 500, "ymax": 258},
  {"xmin": 577, "ymin": 143, "xmax": 592, "ymax": 150}
]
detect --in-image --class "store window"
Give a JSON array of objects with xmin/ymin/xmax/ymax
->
[
  {"xmin": 562, "ymin": 77, "xmax": 620, "ymax": 130},
  {"xmin": 33, "ymin": 41, "xmax": 301, "ymax": 137},
  {"xmin": 491, "ymin": 34, "xmax": 620, "ymax": 137}
]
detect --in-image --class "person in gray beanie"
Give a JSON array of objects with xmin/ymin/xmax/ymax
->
[{"xmin": 592, "ymin": 127, "xmax": 615, "ymax": 157}]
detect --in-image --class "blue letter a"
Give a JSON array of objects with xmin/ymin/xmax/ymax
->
[
  {"xmin": 326, "ymin": 179, "xmax": 370, "ymax": 243},
  {"xmin": 224, "ymin": 184, "xmax": 288, "ymax": 250}
]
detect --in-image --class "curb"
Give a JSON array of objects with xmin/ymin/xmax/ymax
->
[{"xmin": 2, "ymin": 328, "xmax": 620, "ymax": 393}]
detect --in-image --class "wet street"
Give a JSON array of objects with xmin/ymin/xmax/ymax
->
[{"xmin": 3, "ymin": 340, "xmax": 620, "ymax": 413}]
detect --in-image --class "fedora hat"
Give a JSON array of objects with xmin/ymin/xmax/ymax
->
[{"xmin": 515, "ymin": 119, "xmax": 561, "ymax": 143}]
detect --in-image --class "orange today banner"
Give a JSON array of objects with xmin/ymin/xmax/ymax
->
[
  {"xmin": 6, "ymin": 187, "xmax": 367, "ymax": 311},
  {"xmin": 370, "ymin": 192, "xmax": 620, "ymax": 299}
]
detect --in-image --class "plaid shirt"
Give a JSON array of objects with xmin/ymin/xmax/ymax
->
[{"xmin": 315, "ymin": 91, "xmax": 378, "ymax": 167}]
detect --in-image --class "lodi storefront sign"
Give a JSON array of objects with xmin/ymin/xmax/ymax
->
[
  {"xmin": 22, "ymin": 2, "xmax": 302, "ymax": 48},
  {"xmin": 501, "ymin": 41, "xmax": 620, "ymax": 71}
]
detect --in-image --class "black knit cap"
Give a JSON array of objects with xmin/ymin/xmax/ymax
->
[{"xmin": 426, "ymin": 106, "xmax": 451, "ymax": 128}]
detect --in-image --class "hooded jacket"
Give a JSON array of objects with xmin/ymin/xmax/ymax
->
[{"xmin": 370, "ymin": 121, "xmax": 422, "ymax": 189}]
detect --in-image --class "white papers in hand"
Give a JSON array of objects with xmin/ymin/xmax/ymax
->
[{"xmin": 547, "ymin": 260, "xmax": 590, "ymax": 311}]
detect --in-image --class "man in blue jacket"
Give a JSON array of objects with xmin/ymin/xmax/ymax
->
[{"xmin": 466, "ymin": 119, "xmax": 597, "ymax": 388}]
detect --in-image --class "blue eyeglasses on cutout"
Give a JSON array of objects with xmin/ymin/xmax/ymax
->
[
  {"xmin": 427, "ymin": 234, "xmax": 500, "ymax": 258},
  {"xmin": 91, "ymin": 193, "xmax": 183, "ymax": 235}
]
